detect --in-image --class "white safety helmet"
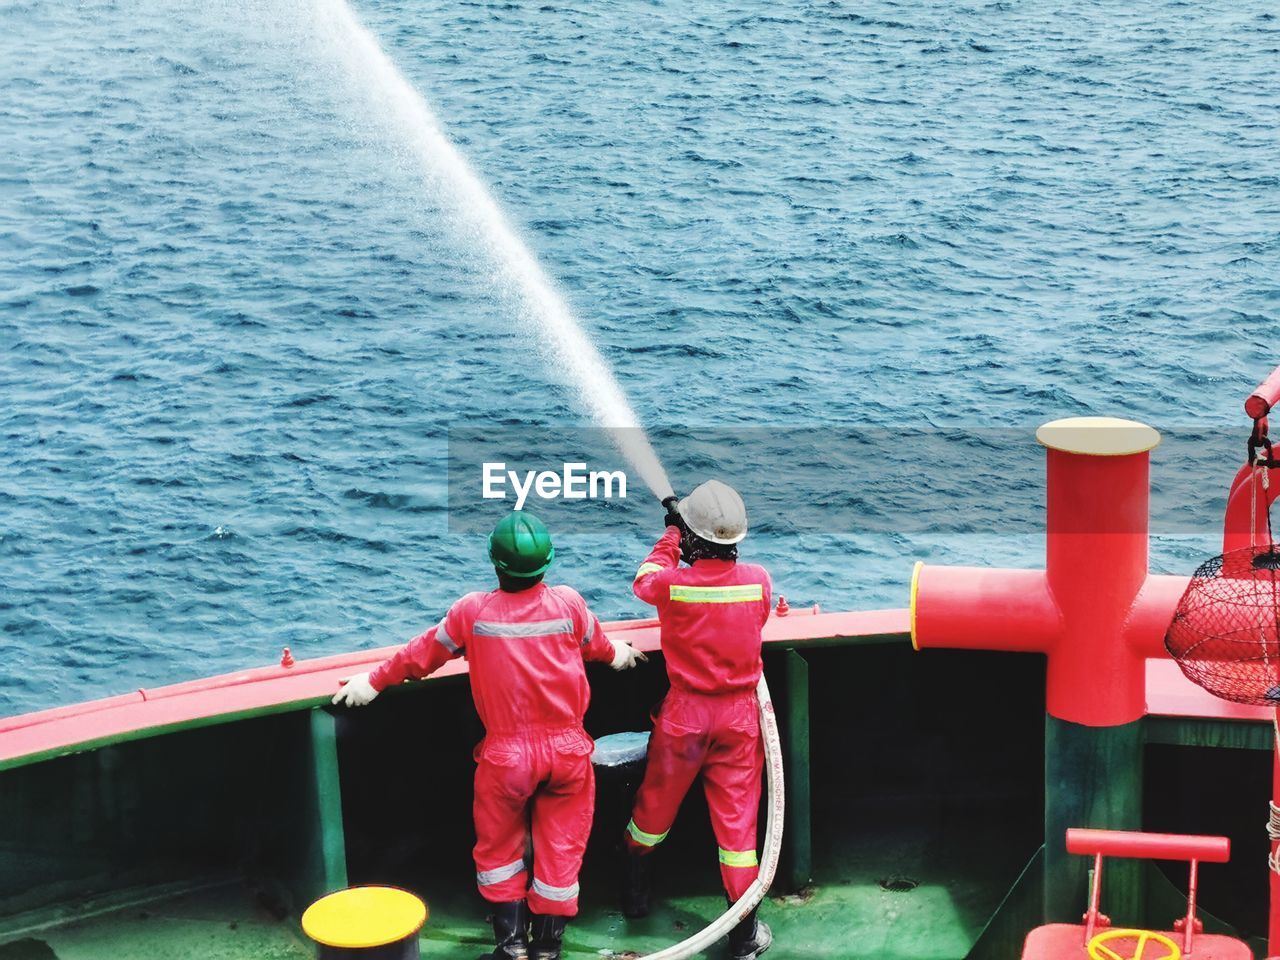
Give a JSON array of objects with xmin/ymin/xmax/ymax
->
[{"xmin": 677, "ymin": 480, "xmax": 748, "ymax": 545}]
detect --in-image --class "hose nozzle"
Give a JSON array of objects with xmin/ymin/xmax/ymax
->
[{"xmin": 661, "ymin": 494, "xmax": 683, "ymax": 532}]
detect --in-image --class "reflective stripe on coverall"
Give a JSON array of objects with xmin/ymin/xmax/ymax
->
[
  {"xmin": 625, "ymin": 526, "xmax": 772, "ymax": 900},
  {"xmin": 369, "ymin": 582, "xmax": 616, "ymax": 916}
]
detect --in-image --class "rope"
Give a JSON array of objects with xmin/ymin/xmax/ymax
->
[
  {"xmin": 1270, "ymin": 719, "xmax": 1280, "ymax": 875},
  {"xmin": 1253, "ymin": 461, "xmax": 1276, "ymax": 694},
  {"xmin": 1249, "ymin": 456, "xmax": 1280, "ymax": 878},
  {"xmin": 1252, "ymin": 457, "xmax": 1259, "ymax": 551},
  {"xmin": 1268, "ymin": 799, "xmax": 1280, "ymax": 875},
  {"xmin": 1268, "ymin": 467, "xmax": 1280, "ymax": 880}
]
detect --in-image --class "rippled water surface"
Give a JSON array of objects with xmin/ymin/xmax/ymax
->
[{"xmin": 3, "ymin": 0, "xmax": 1278, "ymax": 715}]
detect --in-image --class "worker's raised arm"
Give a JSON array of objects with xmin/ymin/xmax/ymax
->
[
  {"xmin": 332, "ymin": 598, "xmax": 471, "ymax": 707},
  {"xmin": 633, "ymin": 525, "xmax": 682, "ymax": 606},
  {"xmin": 759, "ymin": 568, "xmax": 774, "ymax": 627}
]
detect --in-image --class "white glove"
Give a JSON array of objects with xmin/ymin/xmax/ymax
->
[
  {"xmin": 609, "ymin": 638, "xmax": 647, "ymax": 671},
  {"xmin": 332, "ymin": 672, "xmax": 380, "ymax": 707}
]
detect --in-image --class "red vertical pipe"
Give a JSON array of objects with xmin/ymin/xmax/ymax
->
[
  {"xmin": 1184, "ymin": 858, "xmax": 1198, "ymax": 955},
  {"xmin": 1043, "ymin": 429, "xmax": 1156, "ymax": 725},
  {"xmin": 1085, "ymin": 852, "xmax": 1104, "ymax": 942}
]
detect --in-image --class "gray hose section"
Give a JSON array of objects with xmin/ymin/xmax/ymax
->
[{"xmin": 635, "ymin": 673, "xmax": 785, "ymax": 960}]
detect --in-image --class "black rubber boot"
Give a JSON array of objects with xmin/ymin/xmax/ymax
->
[
  {"xmin": 490, "ymin": 900, "xmax": 529, "ymax": 960},
  {"xmin": 727, "ymin": 906, "xmax": 772, "ymax": 960},
  {"xmin": 620, "ymin": 847, "xmax": 651, "ymax": 919},
  {"xmin": 528, "ymin": 914, "xmax": 567, "ymax": 960}
]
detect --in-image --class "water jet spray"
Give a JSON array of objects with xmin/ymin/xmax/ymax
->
[
  {"xmin": 276, "ymin": 3, "xmax": 782, "ymax": 954},
  {"xmin": 286, "ymin": 0, "xmax": 673, "ymax": 502}
]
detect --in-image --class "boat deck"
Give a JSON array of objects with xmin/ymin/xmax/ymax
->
[
  {"xmin": 1, "ymin": 797, "xmax": 1030, "ymax": 960},
  {"xmin": 3, "ymin": 610, "xmax": 1274, "ymax": 958}
]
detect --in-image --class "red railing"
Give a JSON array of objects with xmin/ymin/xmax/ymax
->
[{"xmin": 1065, "ymin": 828, "xmax": 1230, "ymax": 955}]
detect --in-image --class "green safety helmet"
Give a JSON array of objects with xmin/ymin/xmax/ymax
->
[{"xmin": 488, "ymin": 511, "xmax": 555, "ymax": 578}]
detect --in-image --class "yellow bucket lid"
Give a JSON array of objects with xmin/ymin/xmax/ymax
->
[{"xmin": 301, "ymin": 886, "xmax": 427, "ymax": 949}]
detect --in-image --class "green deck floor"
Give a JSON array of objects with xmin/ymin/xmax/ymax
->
[
  {"xmin": 0, "ymin": 801, "xmax": 1031, "ymax": 960},
  {"xmin": 0, "ymin": 884, "xmax": 313, "ymax": 960},
  {"xmin": 0, "ymin": 878, "xmax": 1003, "ymax": 960}
]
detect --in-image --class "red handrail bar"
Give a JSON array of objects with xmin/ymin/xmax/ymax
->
[{"xmin": 1066, "ymin": 828, "xmax": 1230, "ymax": 863}]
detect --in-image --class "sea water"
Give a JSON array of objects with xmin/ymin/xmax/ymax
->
[
  {"xmin": 2, "ymin": 0, "xmax": 1278, "ymax": 714},
  {"xmin": 266, "ymin": 0, "xmax": 674, "ymax": 501}
]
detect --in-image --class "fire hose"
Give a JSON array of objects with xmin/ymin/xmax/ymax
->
[{"xmin": 635, "ymin": 672, "xmax": 785, "ymax": 960}]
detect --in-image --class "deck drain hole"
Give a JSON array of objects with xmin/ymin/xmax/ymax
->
[{"xmin": 879, "ymin": 876, "xmax": 919, "ymax": 893}]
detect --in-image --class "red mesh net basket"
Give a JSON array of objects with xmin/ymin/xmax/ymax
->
[{"xmin": 1165, "ymin": 545, "xmax": 1280, "ymax": 705}]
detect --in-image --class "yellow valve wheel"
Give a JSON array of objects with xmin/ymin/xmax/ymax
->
[
  {"xmin": 1087, "ymin": 928, "xmax": 1181, "ymax": 960},
  {"xmin": 302, "ymin": 886, "xmax": 427, "ymax": 952}
]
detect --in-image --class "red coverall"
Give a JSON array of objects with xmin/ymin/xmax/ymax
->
[
  {"xmin": 624, "ymin": 526, "xmax": 772, "ymax": 900},
  {"xmin": 369, "ymin": 583, "xmax": 616, "ymax": 916}
]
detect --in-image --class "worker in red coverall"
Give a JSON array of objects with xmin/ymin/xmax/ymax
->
[
  {"xmin": 332, "ymin": 512, "xmax": 645, "ymax": 960},
  {"xmin": 621, "ymin": 479, "xmax": 773, "ymax": 960}
]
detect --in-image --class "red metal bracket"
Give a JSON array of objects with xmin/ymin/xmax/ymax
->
[{"xmin": 1066, "ymin": 828, "xmax": 1230, "ymax": 955}]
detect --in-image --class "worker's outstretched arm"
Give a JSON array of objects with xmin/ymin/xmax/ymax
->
[
  {"xmin": 332, "ymin": 602, "xmax": 467, "ymax": 707},
  {"xmin": 633, "ymin": 525, "xmax": 681, "ymax": 606}
]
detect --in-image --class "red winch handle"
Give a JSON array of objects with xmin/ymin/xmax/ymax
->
[
  {"xmin": 1066, "ymin": 828, "xmax": 1231, "ymax": 863},
  {"xmin": 1246, "ymin": 365, "xmax": 1280, "ymax": 420}
]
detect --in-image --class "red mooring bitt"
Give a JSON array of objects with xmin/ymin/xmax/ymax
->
[{"xmin": 910, "ymin": 416, "xmax": 1187, "ymax": 727}]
